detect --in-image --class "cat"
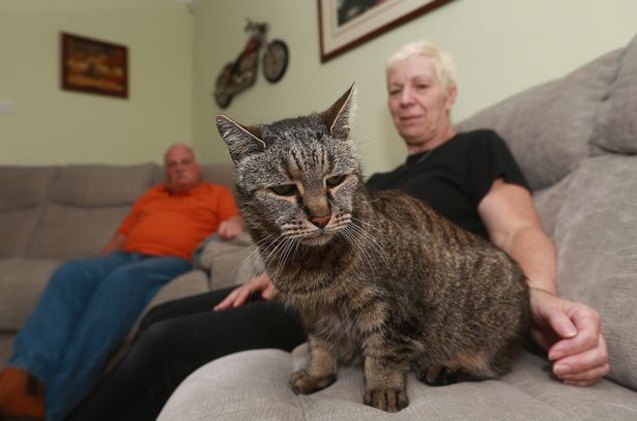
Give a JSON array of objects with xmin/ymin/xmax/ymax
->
[{"xmin": 215, "ymin": 86, "xmax": 531, "ymax": 413}]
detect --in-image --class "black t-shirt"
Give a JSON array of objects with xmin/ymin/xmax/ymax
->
[{"xmin": 366, "ymin": 130, "xmax": 530, "ymax": 238}]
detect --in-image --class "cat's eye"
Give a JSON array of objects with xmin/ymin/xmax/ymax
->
[
  {"xmin": 270, "ymin": 184, "xmax": 298, "ymax": 196},
  {"xmin": 326, "ymin": 175, "xmax": 346, "ymax": 188}
]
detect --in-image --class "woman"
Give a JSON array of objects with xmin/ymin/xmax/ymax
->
[{"xmin": 66, "ymin": 41, "xmax": 608, "ymax": 421}]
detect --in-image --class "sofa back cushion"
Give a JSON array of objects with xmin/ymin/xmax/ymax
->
[
  {"xmin": 591, "ymin": 34, "xmax": 637, "ymax": 154},
  {"xmin": 50, "ymin": 164, "xmax": 155, "ymax": 206},
  {"xmin": 456, "ymin": 49, "xmax": 621, "ymax": 190},
  {"xmin": 25, "ymin": 164, "xmax": 155, "ymax": 260},
  {"xmin": 200, "ymin": 164, "xmax": 236, "ymax": 194},
  {"xmin": 0, "ymin": 167, "xmax": 57, "ymax": 257},
  {"xmin": 152, "ymin": 163, "xmax": 236, "ymax": 194},
  {"xmin": 0, "ymin": 209, "xmax": 43, "ymax": 258},
  {"xmin": 26, "ymin": 205, "xmax": 132, "ymax": 260},
  {"xmin": 550, "ymin": 155, "xmax": 637, "ymax": 391},
  {"xmin": 0, "ymin": 166, "xmax": 57, "ymax": 211}
]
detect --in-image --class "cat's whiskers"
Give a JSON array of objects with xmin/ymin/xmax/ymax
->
[
  {"xmin": 263, "ymin": 236, "xmax": 298, "ymax": 282},
  {"xmin": 338, "ymin": 224, "xmax": 382, "ymax": 285},
  {"xmin": 348, "ymin": 218, "xmax": 392, "ymax": 266},
  {"xmin": 276, "ymin": 238, "xmax": 300, "ymax": 280},
  {"xmin": 281, "ymin": 213, "xmax": 352, "ymax": 242},
  {"xmin": 207, "ymin": 232, "xmax": 275, "ymax": 284},
  {"xmin": 252, "ymin": 234, "xmax": 285, "ymax": 270},
  {"xmin": 235, "ymin": 233, "xmax": 276, "ymax": 264},
  {"xmin": 352, "ymin": 216, "xmax": 389, "ymax": 239},
  {"xmin": 277, "ymin": 236, "xmax": 299, "ymax": 275},
  {"xmin": 251, "ymin": 233, "xmax": 282, "ymax": 264},
  {"xmin": 350, "ymin": 220, "xmax": 394, "ymax": 280},
  {"xmin": 280, "ymin": 221, "xmax": 305, "ymax": 234}
]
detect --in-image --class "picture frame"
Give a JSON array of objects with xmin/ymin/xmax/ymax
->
[
  {"xmin": 318, "ymin": 0, "xmax": 455, "ymax": 63},
  {"xmin": 60, "ymin": 32, "xmax": 129, "ymax": 98}
]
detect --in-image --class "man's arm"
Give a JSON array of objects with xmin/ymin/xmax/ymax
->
[{"xmin": 101, "ymin": 233, "xmax": 127, "ymax": 255}]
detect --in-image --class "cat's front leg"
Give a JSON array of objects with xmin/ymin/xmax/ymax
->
[
  {"xmin": 363, "ymin": 356, "xmax": 409, "ymax": 412},
  {"xmin": 289, "ymin": 334, "xmax": 337, "ymax": 394}
]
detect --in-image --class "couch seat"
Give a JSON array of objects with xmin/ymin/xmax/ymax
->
[{"xmin": 158, "ymin": 345, "xmax": 637, "ymax": 420}]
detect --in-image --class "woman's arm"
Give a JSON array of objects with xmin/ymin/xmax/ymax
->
[
  {"xmin": 478, "ymin": 179, "xmax": 557, "ymax": 294},
  {"xmin": 478, "ymin": 179, "xmax": 609, "ymax": 386}
]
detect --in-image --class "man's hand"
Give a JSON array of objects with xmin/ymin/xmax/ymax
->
[
  {"xmin": 217, "ymin": 217, "xmax": 243, "ymax": 240},
  {"xmin": 214, "ymin": 274, "xmax": 274, "ymax": 311},
  {"xmin": 530, "ymin": 288, "xmax": 610, "ymax": 386}
]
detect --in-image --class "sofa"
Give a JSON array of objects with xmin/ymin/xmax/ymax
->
[
  {"xmin": 157, "ymin": 34, "xmax": 637, "ymax": 420},
  {"xmin": 0, "ymin": 163, "xmax": 248, "ymax": 369}
]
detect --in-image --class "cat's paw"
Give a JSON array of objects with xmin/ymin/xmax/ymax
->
[
  {"xmin": 289, "ymin": 370, "xmax": 336, "ymax": 394},
  {"xmin": 363, "ymin": 387, "xmax": 409, "ymax": 412},
  {"xmin": 415, "ymin": 364, "xmax": 460, "ymax": 386}
]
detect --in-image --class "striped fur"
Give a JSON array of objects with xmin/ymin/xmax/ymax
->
[{"xmin": 216, "ymin": 86, "xmax": 530, "ymax": 412}]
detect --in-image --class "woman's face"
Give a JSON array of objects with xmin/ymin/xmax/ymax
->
[{"xmin": 387, "ymin": 55, "xmax": 456, "ymax": 150}]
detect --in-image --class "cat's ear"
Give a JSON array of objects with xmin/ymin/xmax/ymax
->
[
  {"xmin": 216, "ymin": 115, "xmax": 267, "ymax": 163},
  {"xmin": 322, "ymin": 84, "xmax": 356, "ymax": 140}
]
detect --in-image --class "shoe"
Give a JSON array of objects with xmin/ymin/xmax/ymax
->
[{"xmin": 0, "ymin": 367, "xmax": 45, "ymax": 421}]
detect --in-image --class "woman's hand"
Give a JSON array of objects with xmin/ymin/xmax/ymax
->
[
  {"xmin": 213, "ymin": 274, "xmax": 274, "ymax": 311},
  {"xmin": 529, "ymin": 288, "xmax": 610, "ymax": 386}
]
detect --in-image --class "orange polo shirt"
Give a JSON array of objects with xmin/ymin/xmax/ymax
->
[{"xmin": 117, "ymin": 183, "xmax": 240, "ymax": 260}]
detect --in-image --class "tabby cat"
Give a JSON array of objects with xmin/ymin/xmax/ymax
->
[{"xmin": 216, "ymin": 86, "xmax": 530, "ymax": 413}]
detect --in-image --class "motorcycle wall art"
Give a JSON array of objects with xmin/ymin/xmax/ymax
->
[{"xmin": 213, "ymin": 20, "xmax": 289, "ymax": 109}]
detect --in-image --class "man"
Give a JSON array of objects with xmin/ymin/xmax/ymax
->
[{"xmin": 0, "ymin": 144, "xmax": 242, "ymax": 421}]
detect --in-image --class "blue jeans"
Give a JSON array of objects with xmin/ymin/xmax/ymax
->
[{"xmin": 8, "ymin": 251, "xmax": 191, "ymax": 421}]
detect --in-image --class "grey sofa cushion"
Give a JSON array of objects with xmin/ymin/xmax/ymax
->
[
  {"xmin": 158, "ymin": 347, "xmax": 637, "ymax": 421},
  {"xmin": 591, "ymin": 35, "xmax": 637, "ymax": 154},
  {"xmin": 0, "ymin": 259, "xmax": 61, "ymax": 330},
  {"xmin": 50, "ymin": 164, "xmax": 155, "ymax": 206},
  {"xmin": 201, "ymin": 164, "xmax": 236, "ymax": 193},
  {"xmin": 0, "ymin": 166, "xmax": 57, "ymax": 211},
  {"xmin": 0, "ymin": 167, "xmax": 59, "ymax": 257},
  {"xmin": 532, "ymin": 175, "xmax": 574, "ymax": 239},
  {"xmin": 197, "ymin": 233, "xmax": 260, "ymax": 290},
  {"xmin": 552, "ymin": 155, "xmax": 637, "ymax": 391},
  {"xmin": 0, "ymin": 208, "xmax": 42, "ymax": 257},
  {"xmin": 456, "ymin": 49, "xmax": 621, "ymax": 190},
  {"xmin": 26, "ymin": 204, "xmax": 130, "ymax": 260}
]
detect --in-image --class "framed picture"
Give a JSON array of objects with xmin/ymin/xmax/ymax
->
[
  {"xmin": 60, "ymin": 32, "xmax": 129, "ymax": 98},
  {"xmin": 318, "ymin": 0, "xmax": 455, "ymax": 63}
]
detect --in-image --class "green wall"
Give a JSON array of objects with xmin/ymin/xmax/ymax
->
[
  {"xmin": 2, "ymin": 0, "xmax": 636, "ymax": 174},
  {"xmin": 193, "ymin": 0, "xmax": 637, "ymax": 175},
  {"xmin": 0, "ymin": 0, "xmax": 193, "ymax": 165}
]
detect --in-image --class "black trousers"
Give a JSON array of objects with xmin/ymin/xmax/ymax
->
[{"xmin": 64, "ymin": 286, "xmax": 306, "ymax": 421}]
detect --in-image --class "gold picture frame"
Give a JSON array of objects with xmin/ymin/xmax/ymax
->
[{"xmin": 61, "ymin": 32, "xmax": 129, "ymax": 98}]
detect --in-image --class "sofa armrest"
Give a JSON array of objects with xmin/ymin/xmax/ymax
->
[{"xmin": 197, "ymin": 233, "xmax": 261, "ymax": 291}]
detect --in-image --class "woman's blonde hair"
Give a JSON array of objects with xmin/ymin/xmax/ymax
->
[{"xmin": 386, "ymin": 40, "xmax": 457, "ymax": 90}]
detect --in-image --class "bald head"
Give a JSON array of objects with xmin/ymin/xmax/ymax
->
[{"xmin": 164, "ymin": 143, "xmax": 202, "ymax": 193}]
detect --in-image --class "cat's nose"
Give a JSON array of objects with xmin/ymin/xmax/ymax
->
[{"xmin": 310, "ymin": 215, "xmax": 331, "ymax": 229}]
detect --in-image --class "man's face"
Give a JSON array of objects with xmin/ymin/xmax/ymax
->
[
  {"xmin": 164, "ymin": 146, "xmax": 201, "ymax": 193},
  {"xmin": 387, "ymin": 55, "xmax": 456, "ymax": 148}
]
